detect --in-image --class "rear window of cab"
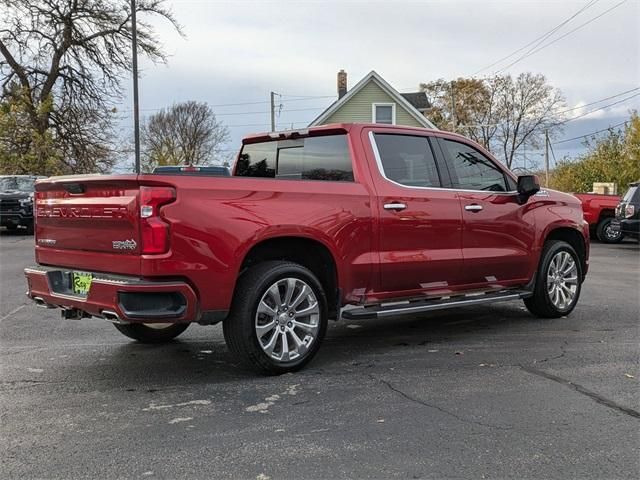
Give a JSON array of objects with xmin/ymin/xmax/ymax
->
[{"xmin": 235, "ymin": 134, "xmax": 353, "ymax": 182}]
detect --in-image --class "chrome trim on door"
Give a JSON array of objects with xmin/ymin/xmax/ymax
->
[{"xmin": 367, "ymin": 131, "xmax": 518, "ymax": 195}]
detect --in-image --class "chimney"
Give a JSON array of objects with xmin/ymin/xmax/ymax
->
[{"xmin": 337, "ymin": 70, "xmax": 347, "ymax": 99}]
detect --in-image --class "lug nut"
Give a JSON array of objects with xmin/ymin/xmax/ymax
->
[
  {"xmin": 280, "ymin": 325, "xmax": 285, "ymax": 331},
  {"xmin": 287, "ymin": 322, "xmax": 292, "ymax": 328},
  {"xmin": 288, "ymin": 312, "xmax": 294, "ymax": 317}
]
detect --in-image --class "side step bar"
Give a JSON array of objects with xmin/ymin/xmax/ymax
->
[{"xmin": 341, "ymin": 290, "xmax": 532, "ymax": 320}]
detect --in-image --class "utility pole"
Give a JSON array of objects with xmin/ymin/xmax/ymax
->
[
  {"xmin": 544, "ymin": 129, "xmax": 550, "ymax": 187},
  {"xmin": 131, "ymin": 0, "xmax": 141, "ymax": 174},
  {"xmin": 270, "ymin": 91, "xmax": 276, "ymax": 132},
  {"xmin": 450, "ymin": 80, "xmax": 456, "ymax": 133}
]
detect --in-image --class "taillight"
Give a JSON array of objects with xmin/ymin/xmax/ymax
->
[
  {"xmin": 139, "ymin": 186, "xmax": 176, "ymax": 254},
  {"xmin": 625, "ymin": 204, "xmax": 635, "ymax": 218}
]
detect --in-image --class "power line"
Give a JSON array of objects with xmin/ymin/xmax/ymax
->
[
  {"xmin": 472, "ymin": 0, "xmax": 600, "ymax": 76},
  {"xmin": 553, "ymin": 87, "xmax": 640, "ymax": 115},
  {"xmin": 117, "ymin": 95, "xmax": 335, "ymax": 113},
  {"xmin": 556, "ymin": 92, "xmax": 640, "ymax": 125},
  {"xmin": 553, "ymin": 120, "xmax": 628, "ymax": 144},
  {"xmin": 452, "ymin": 91, "xmax": 638, "ymax": 131},
  {"xmin": 494, "ymin": 0, "xmax": 629, "ymax": 74}
]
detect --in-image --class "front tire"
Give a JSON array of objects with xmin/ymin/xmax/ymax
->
[
  {"xmin": 223, "ymin": 261, "xmax": 328, "ymax": 375},
  {"xmin": 596, "ymin": 217, "xmax": 623, "ymax": 243},
  {"xmin": 114, "ymin": 322, "xmax": 189, "ymax": 343},
  {"xmin": 524, "ymin": 240, "xmax": 582, "ymax": 318}
]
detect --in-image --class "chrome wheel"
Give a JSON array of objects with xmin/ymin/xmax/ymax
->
[
  {"xmin": 604, "ymin": 223, "xmax": 622, "ymax": 241},
  {"xmin": 255, "ymin": 277, "xmax": 320, "ymax": 363},
  {"xmin": 546, "ymin": 251, "xmax": 579, "ymax": 310}
]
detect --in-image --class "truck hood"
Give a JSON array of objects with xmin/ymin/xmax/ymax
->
[{"xmin": 0, "ymin": 191, "xmax": 32, "ymax": 199}]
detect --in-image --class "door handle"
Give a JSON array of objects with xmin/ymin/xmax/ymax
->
[
  {"xmin": 464, "ymin": 204, "xmax": 483, "ymax": 212},
  {"xmin": 384, "ymin": 202, "xmax": 407, "ymax": 211}
]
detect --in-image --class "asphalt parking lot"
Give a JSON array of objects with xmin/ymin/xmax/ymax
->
[{"xmin": 1, "ymin": 233, "xmax": 638, "ymax": 480}]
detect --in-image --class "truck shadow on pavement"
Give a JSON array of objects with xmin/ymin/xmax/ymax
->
[{"xmin": 56, "ymin": 303, "xmax": 545, "ymax": 388}]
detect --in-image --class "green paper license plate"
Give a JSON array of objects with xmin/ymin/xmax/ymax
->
[{"xmin": 72, "ymin": 271, "xmax": 93, "ymax": 296}]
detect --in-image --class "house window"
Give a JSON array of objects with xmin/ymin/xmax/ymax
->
[{"xmin": 372, "ymin": 103, "xmax": 396, "ymax": 125}]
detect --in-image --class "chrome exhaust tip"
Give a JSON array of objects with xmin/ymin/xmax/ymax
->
[
  {"xmin": 33, "ymin": 296, "xmax": 56, "ymax": 309},
  {"xmin": 101, "ymin": 310, "xmax": 127, "ymax": 324}
]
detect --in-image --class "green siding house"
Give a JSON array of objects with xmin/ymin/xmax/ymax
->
[{"xmin": 309, "ymin": 70, "xmax": 436, "ymax": 129}]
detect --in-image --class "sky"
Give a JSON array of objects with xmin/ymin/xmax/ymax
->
[{"xmin": 117, "ymin": 0, "xmax": 640, "ymax": 170}]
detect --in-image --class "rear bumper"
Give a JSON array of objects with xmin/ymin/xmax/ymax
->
[{"xmin": 24, "ymin": 266, "xmax": 199, "ymax": 324}]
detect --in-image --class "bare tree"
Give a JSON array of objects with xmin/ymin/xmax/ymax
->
[
  {"xmin": 495, "ymin": 73, "xmax": 565, "ymax": 168},
  {"xmin": 421, "ymin": 73, "xmax": 565, "ymax": 168},
  {"xmin": 0, "ymin": 0, "xmax": 181, "ymax": 175},
  {"xmin": 141, "ymin": 101, "xmax": 230, "ymax": 172}
]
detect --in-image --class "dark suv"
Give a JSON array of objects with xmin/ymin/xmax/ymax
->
[
  {"xmin": 613, "ymin": 181, "xmax": 640, "ymax": 240},
  {"xmin": 0, "ymin": 175, "xmax": 41, "ymax": 234}
]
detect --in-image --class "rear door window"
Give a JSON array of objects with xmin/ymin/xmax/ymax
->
[
  {"xmin": 441, "ymin": 139, "xmax": 512, "ymax": 192},
  {"xmin": 373, "ymin": 134, "xmax": 441, "ymax": 188},
  {"xmin": 236, "ymin": 135, "xmax": 353, "ymax": 181}
]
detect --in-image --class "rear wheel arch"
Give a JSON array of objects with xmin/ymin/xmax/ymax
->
[{"xmin": 236, "ymin": 236, "xmax": 340, "ymax": 318}]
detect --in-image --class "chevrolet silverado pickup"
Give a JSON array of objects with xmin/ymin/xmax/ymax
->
[
  {"xmin": 573, "ymin": 192, "xmax": 622, "ymax": 243},
  {"xmin": 1, "ymin": 175, "xmax": 42, "ymax": 234},
  {"xmin": 25, "ymin": 123, "xmax": 590, "ymax": 374}
]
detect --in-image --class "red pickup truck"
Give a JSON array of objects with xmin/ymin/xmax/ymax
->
[
  {"xmin": 25, "ymin": 124, "xmax": 589, "ymax": 374},
  {"xmin": 573, "ymin": 193, "xmax": 622, "ymax": 243}
]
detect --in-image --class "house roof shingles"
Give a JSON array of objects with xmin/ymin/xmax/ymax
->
[{"xmin": 400, "ymin": 92, "xmax": 430, "ymax": 111}]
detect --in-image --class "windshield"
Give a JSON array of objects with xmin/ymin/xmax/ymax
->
[
  {"xmin": 622, "ymin": 186, "xmax": 638, "ymax": 203},
  {"xmin": 0, "ymin": 177, "xmax": 36, "ymax": 192}
]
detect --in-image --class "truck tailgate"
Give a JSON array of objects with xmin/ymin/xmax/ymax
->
[{"xmin": 35, "ymin": 175, "xmax": 142, "ymax": 275}]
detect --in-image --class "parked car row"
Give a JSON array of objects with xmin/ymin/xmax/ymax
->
[
  {"xmin": 3, "ymin": 172, "xmax": 638, "ymax": 245},
  {"xmin": 574, "ymin": 183, "xmax": 640, "ymax": 243}
]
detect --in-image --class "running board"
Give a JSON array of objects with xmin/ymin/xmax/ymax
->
[{"xmin": 341, "ymin": 290, "xmax": 532, "ymax": 320}]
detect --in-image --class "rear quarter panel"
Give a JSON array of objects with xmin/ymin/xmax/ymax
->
[{"xmin": 140, "ymin": 175, "xmax": 375, "ymax": 312}]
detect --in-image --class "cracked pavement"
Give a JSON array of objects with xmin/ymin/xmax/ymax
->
[{"xmin": 1, "ymin": 231, "xmax": 639, "ymax": 479}]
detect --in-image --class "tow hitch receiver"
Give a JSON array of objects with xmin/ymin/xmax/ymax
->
[{"xmin": 61, "ymin": 308, "xmax": 86, "ymax": 320}]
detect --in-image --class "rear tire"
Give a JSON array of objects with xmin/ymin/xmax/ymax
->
[
  {"xmin": 524, "ymin": 240, "xmax": 582, "ymax": 318},
  {"xmin": 114, "ymin": 322, "xmax": 189, "ymax": 343},
  {"xmin": 596, "ymin": 217, "xmax": 622, "ymax": 243},
  {"xmin": 223, "ymin": 261, "xmax": 328, "ymax": 375}
]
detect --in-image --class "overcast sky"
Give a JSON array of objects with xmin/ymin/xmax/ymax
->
[{"xmin": 119, "ymin": 0, "xmax": 640, "ymax": 168}]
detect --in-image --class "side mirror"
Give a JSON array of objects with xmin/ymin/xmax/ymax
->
[{"xmin": 517, "ymin": 175, "xmax": 540, "ymax": 204}]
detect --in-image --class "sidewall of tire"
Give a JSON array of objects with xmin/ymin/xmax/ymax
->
[
  {"xmin": 525, "ymin": 240, "xmax": 582, "ymax": 318},
  {"xmin": 596, "ymin": 217, "xmax": 623, "ymax": 243},
  {"xmin": 223, "ymin": 261, "xmax": 328, "ymax": 375}
]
